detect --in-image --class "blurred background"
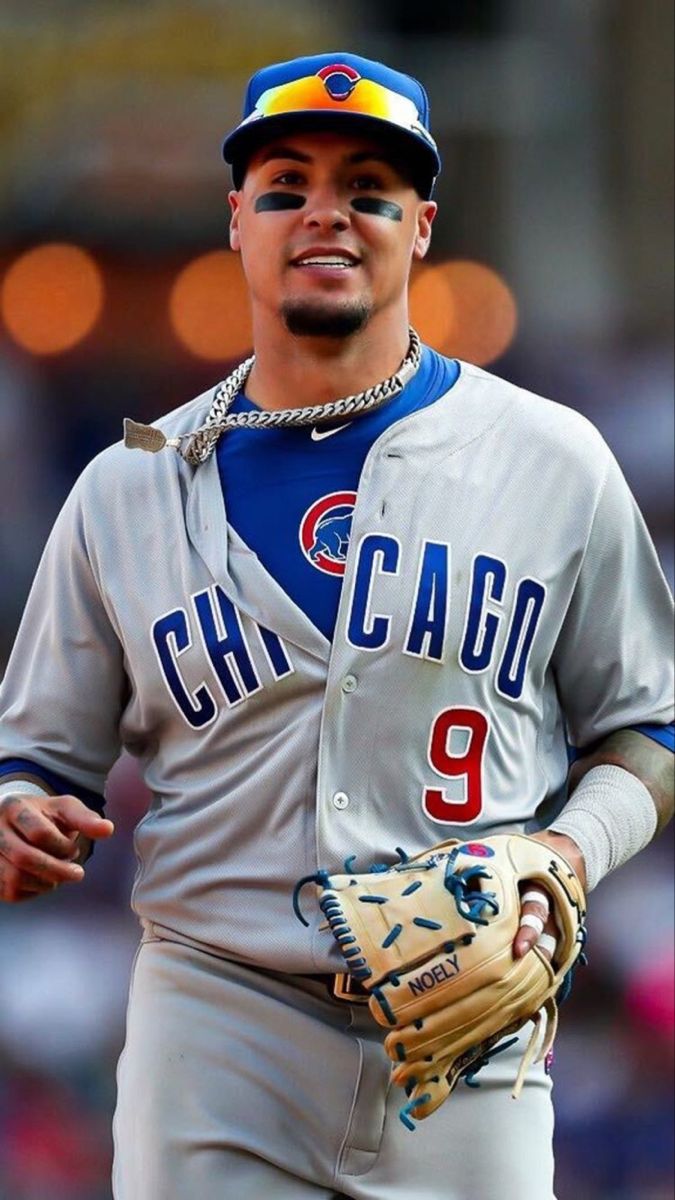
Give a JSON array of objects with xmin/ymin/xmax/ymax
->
[{"xmin": 0, "ymin": 1, "xmax": 672, "ymax": 1197}]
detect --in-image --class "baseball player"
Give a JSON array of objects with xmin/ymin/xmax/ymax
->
[{"xmin": 0, "ymin": 51, "xmax": 673, "ymax": 1200}]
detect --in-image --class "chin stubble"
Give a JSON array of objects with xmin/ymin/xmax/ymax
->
[{"xmin": 281, "ymin": 299, "xmax": 371, "ymax": 339}]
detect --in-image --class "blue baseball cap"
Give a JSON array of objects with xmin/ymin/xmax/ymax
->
[{"xmin": 223, "ymin": 52, "xmax": 441, "ymax": 198}]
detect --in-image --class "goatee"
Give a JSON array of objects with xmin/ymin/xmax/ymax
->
[{"xmin": 282, "ymin": 299, "xmax": 370, "ymax": 339}]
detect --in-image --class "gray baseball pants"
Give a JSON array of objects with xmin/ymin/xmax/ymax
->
[{"xmin": 112, "ymin": 930, "xmax": 556, "ymax": 1199}]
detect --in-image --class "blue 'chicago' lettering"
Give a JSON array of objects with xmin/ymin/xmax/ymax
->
[
  {"xmin": 459, "ymin": 556, "xmax": 545, "ymax": 700},
  {"xmin": 345, "ymin": 538, "xmax": 546, "ymax": 703},
  {"xmin": 153, "ymin": 593, "xmax": 295, "ymax": 727},
  {"xmin": 347, "ymin": 534, "xmax": 400, "ymax": 650},
  {"xmin": 497, "ymin": 578, "xmax": 546, "ymax": 700},
  {"xmin": 460, "ymin": 554, "xmax": 507, "ymax": 672},
  {"xmin": 193, "ymin": 585, "xmax": 261, "ymax": 706},
  {"xmin": 152, "ymin": 609, "xmax": 217, "ymax": 729},
  {"xmin": 257, "ymin": 626, "xmax": 294, "ymax": 679},
  {"xmin": 405, "ymin": 541, "xmax": 450, "ymax": 662},
  {"xmin": 154, "ymin": 539, "xmax": 547, "ymax": 726}
]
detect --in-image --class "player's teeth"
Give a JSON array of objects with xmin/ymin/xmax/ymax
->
[{"xmin": 297, "ymin": 257, "xmax": 354, "ymax": 267}]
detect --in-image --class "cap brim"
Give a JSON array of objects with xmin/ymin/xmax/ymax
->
[{"xmin": 223, "ymin": 110, "xmax": 440, "ymax": 197}]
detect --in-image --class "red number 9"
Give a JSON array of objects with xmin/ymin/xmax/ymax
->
[{"xmin": 423, "ymin": 706, "xmax": 488, "ymax": 824}]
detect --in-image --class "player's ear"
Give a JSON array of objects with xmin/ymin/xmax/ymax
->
[
  {"xmin": 412, "ymin": 201, "xmax": 437, "ymax": 261},
  {"xmin": 228, "ymin": 191, "xmax": 241, "ymax": 253}
]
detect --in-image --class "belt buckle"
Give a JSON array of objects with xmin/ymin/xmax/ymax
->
[{"xmin": 332, "ymin": 972, "xmax": 369, "ymax": 1004}]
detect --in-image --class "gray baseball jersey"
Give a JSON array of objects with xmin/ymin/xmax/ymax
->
[{"xmin": 1, "ymin": 362, "xmax": 672, "ymax": 977}]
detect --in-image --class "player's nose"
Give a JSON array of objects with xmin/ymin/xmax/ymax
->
[{"xmin": 302, "ymin": 187, "xmax": 351, "ymax": 232}]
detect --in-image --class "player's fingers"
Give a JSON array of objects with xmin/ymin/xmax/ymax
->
[
  {"xmin": 6, "ymin": 801, "xmax": 80, "ymax": 858},
  {"xmin": 0, "ymin": 824, "xmax": 84, "ymax": 885},
  {"xmin": 536, "ymin": 931, "xmax": 558, "ymax": 961},
  {"xmin": 521, "ymin": 888, "xmax": 550, "ymax": 913},
  {"xmin": 47, "ymin": 795, "xmax": 115, "ymax": 841},
  {"xmin": 535, "ymin": 911, "xmax": 560, "ymax": 962},
  {"xmin": 514, "ymin": 883, "xmax": 554, "ymax": 958},
  {"xmin": 0, "ymin": 792, "xmax": 112, "ymax": 854},
  {"xmin": 0, "ymin": 859, "xmax": 61, "ymax": 903},
  {"xmin": 12, "ymin": 876, "xmax": 57, "ymax": 899}
]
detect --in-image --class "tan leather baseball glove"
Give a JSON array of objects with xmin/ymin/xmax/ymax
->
[{"xmin": 294, "ymin": 835, "xmax": 586, "ymax": 1129}]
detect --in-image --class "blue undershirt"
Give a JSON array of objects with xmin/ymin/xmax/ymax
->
[{"xmin": 217, "ymin": 345, "xmax": 459, "ymax": 640}]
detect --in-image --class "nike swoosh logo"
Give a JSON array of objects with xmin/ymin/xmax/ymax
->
[{"xmin": 310, "ymin": 423, "xmax": 352, "ymax": 441}]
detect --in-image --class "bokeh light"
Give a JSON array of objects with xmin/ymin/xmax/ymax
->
[
  {"xmin": 410, "ymin": 260, "xmax": 518, "ymax": 365},
  {"xmin": 408, "ymin": 263, "xmax": 457, "ymax": 351},
  {"xmin": 1, "ymin": 244, "xmax": 105, "ymax": 356},
  {"xmin": 169, "ymin": 250, "xmax": 252, "ymax": 360}
]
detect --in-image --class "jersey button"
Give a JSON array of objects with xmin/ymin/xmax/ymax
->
[
  {"xmin": 332, "ymin": 791, "xmax": 350, "ymax": 810},
  {"xmin": 341, "ymin": 675, "xmax": 357, "ymax": 693}
]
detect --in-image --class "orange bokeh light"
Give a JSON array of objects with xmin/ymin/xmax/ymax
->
[
  {"xmin": 408, "ymin": 263, "xmax": 457, "ymax": 350},
  {"xmin": 410, "ymin": 260, "xmax": 518, "ymax": 365},
  {"xmin": 170, "ymin": 251, "xmax": 252, "ymax": 361},
  {"xmin": 1, "ymin": 244, "xmax": 105, "ymax": 355}
]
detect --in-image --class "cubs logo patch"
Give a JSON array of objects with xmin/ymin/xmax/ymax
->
[
  {"xmin": 458, "ymin": 842, "xmax": 495, "ymax": 858},
  {"xmin": 317, "ymin": 63, "xmax": 360, "ymax": 101},
  {"xmin": 299, "ymin": 491, "xmax": 356, "ymax": 576}
]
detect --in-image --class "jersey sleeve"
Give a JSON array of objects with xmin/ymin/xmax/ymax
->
[
  {"xmin": 0, "ymin": 468, "xmax": 126, "ymax": 803},
  {"xmin": 552, "ymin": 446, "xmax": 674, "ymax": 750}
]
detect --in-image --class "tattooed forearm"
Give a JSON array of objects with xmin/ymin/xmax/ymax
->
[{"xmin": 570, "ymin": 729, "xmax": 674, "ymax": 835}]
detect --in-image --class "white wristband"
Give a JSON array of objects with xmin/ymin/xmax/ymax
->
[
  {"xmin": 550, "ymin": 764, "xmax": 657, "ymax": 892},
  {"xmin": 0, "ymin": 778, "xmax": 50, "ymax": 801}
]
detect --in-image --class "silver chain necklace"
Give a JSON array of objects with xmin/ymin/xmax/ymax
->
[{"xmin": 124, "ymin": 327, "xmax": 422, "ymax": 465}]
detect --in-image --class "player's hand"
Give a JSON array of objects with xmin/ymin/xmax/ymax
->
[
  {"xmin": 0, "ymin": 791, "xmax": 114, "ymax": 902},
  {"xmin": 513, "ymin": 830, "xmax": 587, "ymax": 963}
]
